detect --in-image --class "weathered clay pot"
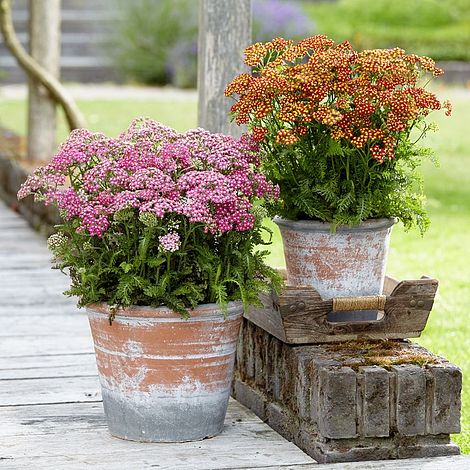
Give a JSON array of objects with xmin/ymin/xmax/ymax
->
[
  {"xmin": 274, "ymin": 217, "xmax": 396, "ymax": 300},
  {"xmin": 86, "ymin": 302, "xmax": 243, "ymax": 442}
]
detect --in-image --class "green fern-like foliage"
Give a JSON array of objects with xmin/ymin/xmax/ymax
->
[
  {"xmin": 260, "ymin": 125, "xmax": 432, "ymax": 234},
  {"xmin": 52, "ymin": 213, "xmax": 281, "ymax": 318}
]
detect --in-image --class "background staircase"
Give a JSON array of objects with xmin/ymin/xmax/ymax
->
[{"xmin": 0, "ymin": 0, "xmax": 119, "ymax": 83}]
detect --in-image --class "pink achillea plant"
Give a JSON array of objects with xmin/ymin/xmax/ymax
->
[{"xmin": 19, "ymin": 118, "xmax": 281, "ymax": 317}]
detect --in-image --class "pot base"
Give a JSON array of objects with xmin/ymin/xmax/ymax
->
[{"xmin": 102, "ymin": 386, "xmax": 229, "ymax": 443}]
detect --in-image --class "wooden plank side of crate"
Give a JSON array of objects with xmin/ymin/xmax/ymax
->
[
  {"xmin": 245, "ymin": 278, "xmax": 438, "ymax": 344},
  {"xmin": 245, "ymin": 292, "xmax": 287, "ymax": 342},
  {"xmin": 281, "ymin": 278, "xmax": 438, "ymax": 343},
  {"xmin": 383, "ymin": 275, "xmax": 400, "ymax": 295}
]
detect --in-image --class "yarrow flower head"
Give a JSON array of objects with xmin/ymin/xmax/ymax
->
[
  {"xmin": 82, "ymin": 241, "xmax": 94, "ymax": 251},
  {"xmin": 225, "ymin": 35, "xmax": 451, "ymax": 163},
  {"xmin": 17, "ymin": 118, "xmax": 278, "ymax": 238},
  {"xmin": 225, "ymin": 34, "xmax": 450, "ymax": 233},
  {"xmin": 114, "ymin": 208, "xmax": 134, "ymax": 223},
  {"xmin": 139, "ymin": 212, "xmax": 159, "ymax": 228},
  {"xmin": 159, "ymin": 232, "xmax": 181, "ymax": 252},
  {"xmin": 16, "ymin": 119, "xmax": 282, "ymax": 317},
  {"xmin": 47, "ymin": 232, "xmax": 68, "ymax": 254}
]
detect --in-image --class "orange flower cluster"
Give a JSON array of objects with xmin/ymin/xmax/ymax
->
[
  {"xmin": 275, "ymin": 129, "xmax": 298, "ymax": 145},
  {"xmin": 225, "ymin": 35, "xmax": 450, "ymax": 163}
]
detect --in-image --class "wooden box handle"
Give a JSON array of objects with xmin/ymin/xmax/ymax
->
[{"xmin": 332, "ymin": 295, "xmax": 386, "ymax": 312}]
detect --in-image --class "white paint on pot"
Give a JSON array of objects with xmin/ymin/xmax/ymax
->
[
  {"xmin": 101, "ymin": 385, "xmax": 232, "ymax": 442},
  {"xmin": 86, "ymin": 302, "xmax": 243, "ymax": 442},
  {"xmin": 275, "ymin": 217, "xmax": 396, "ymax": 299}
]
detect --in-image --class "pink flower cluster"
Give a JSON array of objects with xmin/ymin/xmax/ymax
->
[
  {"xmin": 18, "ymin": 118, "xmax": 279, "ymax": 237},
  {"xmin": 159, "ymin": 232, "xmax": 181, "ymax": 252}
]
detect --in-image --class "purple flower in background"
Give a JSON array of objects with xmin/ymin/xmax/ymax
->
[
  {"xmin": 167, "ymin": 40, "xmax": 198, "ymax": 88},
  {"xmin": 253, "ymin": 0, "xmax": 315, "ymax": 42}
]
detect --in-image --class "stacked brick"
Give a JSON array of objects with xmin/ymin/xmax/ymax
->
[{"xmin": 233, "ymin": 319, "xmax": 461, "ymax": 463}]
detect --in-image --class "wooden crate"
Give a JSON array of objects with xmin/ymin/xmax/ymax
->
[{"xmin": 244, "ymin": 275, "xmax": 438, "ymax": 344}]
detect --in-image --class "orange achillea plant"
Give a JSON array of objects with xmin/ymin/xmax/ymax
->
[{"xmin": 225, "ymin": 35, "xmax": 451, "ymax": 231}]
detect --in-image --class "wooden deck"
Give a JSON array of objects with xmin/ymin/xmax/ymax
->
[{"xmin": 1, "ymin": 199, "xmax": 469, "ymax": 469}]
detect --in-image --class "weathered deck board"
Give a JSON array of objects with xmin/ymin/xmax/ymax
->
[
  {"xmin": 0, "ymin": 201, "xmax": 316, "ymax": 469},
  {"xmin": 0, "ymin": 375, "xmax": 102, "ymax": 406},
  {"xmin": 317, "ymin": 456, "xmax": 470, "ymax": 469},
  {"xmin": 0, "ymin": 401, "xmax": 260, "ymax": 436},
  {"xmin": 1, "ymin": 199, "xmax": 468, "ymax": 469},
  {"xmin": 0, "ymin": 304, "xmax": 80, "ymax": 317},
  {"xmin": 0, "ymin": 400, "xmax": 315, "ymax": 469},
  {"xmin": 0, "ymin": 361, "xmax": 98, "ymax": 380},
  {"xmin": 0, "ymin": 266, "xmax": 64, "ymax": 277},
  {"xmin": 0, "ymin": 335, "xmax": 93, "ymax": 357},
  {"xmin": 0, "ymin": 352, "xmax": 96, "ymax": 378},
  {"xmin": 1, "ymin": 287, "xmax": 74, "ymax": 302},
  {"xmin": 0, "ymin": 314, "xmax": 88, "ymax": 336}
]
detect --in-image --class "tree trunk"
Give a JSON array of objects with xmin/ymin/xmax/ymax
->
[
  {"xmin": 198, "ymin": 0, "xmax": 251, "ymax": 136},
  {"xmin": 27, "ymin": 0, "xmax": 61, "ymax": 162},
  {"xmin": 0, "ymin": 0, "xmax": 86, "ymax": 133}
]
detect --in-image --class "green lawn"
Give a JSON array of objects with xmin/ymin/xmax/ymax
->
[
  {"xmin": 0, "ymin": 97, "xmax": 198, "ymax": 141},
  {"xmin": 303, "ymin": 0, "xmax": 470, "ymax": 61},
  {"xmin": 1, "ymin": 88, "xmax": 469, "ymax": 452}
]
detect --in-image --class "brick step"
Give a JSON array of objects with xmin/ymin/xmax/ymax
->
[{"xmin": 234, "ymin": 319, "xmax": 462, "ymax": 464}]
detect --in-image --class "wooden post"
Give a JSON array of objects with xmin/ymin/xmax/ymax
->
[
  {"xmin": 198, "ymin": 0, "xmax": 251, "ymax": 136},
  {"xmin": 27, "ymin": 0, "xmax": 61, "ymax": 162}
]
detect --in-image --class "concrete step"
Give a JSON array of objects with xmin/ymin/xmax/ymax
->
[
  {"xmin": 0, "ymin": 66, "xmax": 119, "ymax": 84},
  {"xmin": 11, "ymin": 0, "xmax": 115, "ymax": 9}
]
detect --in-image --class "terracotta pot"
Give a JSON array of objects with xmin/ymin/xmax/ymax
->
[
  {"xmin": 86, "ymin": 302, "xmax": 243, "ymax": 442},
  {"xmin": 274, "ymin": 217, "xmax": 396, "ymax": 319}
]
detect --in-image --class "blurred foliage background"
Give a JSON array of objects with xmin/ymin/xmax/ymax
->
[
  {"xmin": 109, "ymin": 0, "xmax": 314, "ymax": 88},
  {"xmin": 108, "ymin": 0, "xmax": 470, "ymax": 88},
  {"xmin": 304, "ymin": 0, "xmax": 470, "ymax": 61}
]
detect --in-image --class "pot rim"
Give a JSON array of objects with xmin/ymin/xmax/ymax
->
[
  {"xmin": 273, "ymin": 216, "xmax": 397, "ymax": 232},
  {"xmin": 86, "ymin": 300, "xmax": 243, "ymax": 320}
]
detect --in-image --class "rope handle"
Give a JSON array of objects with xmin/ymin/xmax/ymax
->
[{"xmin": 332, "ymin": 295, "xmax": 387, "ymax": 312}]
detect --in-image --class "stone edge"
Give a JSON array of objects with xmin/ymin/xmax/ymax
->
[{"xmin": 0, "ymin": 152, "xmax": 59, "ymax": 235}]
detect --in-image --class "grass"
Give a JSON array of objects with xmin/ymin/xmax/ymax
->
[
  {"xmin": 387, "ymin": 89, "xmax": 470, "ymax": 453},
  {"xmin": 303, "ymin": 0, "xmax": 470, "ymax": 61},
  {"xmin": 1, "ymin": 87, "xmax": 469, "ymax": 451},
  {"xmin": 0, "ymin": 97, "xmax": 198, "ymax": 141}
]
